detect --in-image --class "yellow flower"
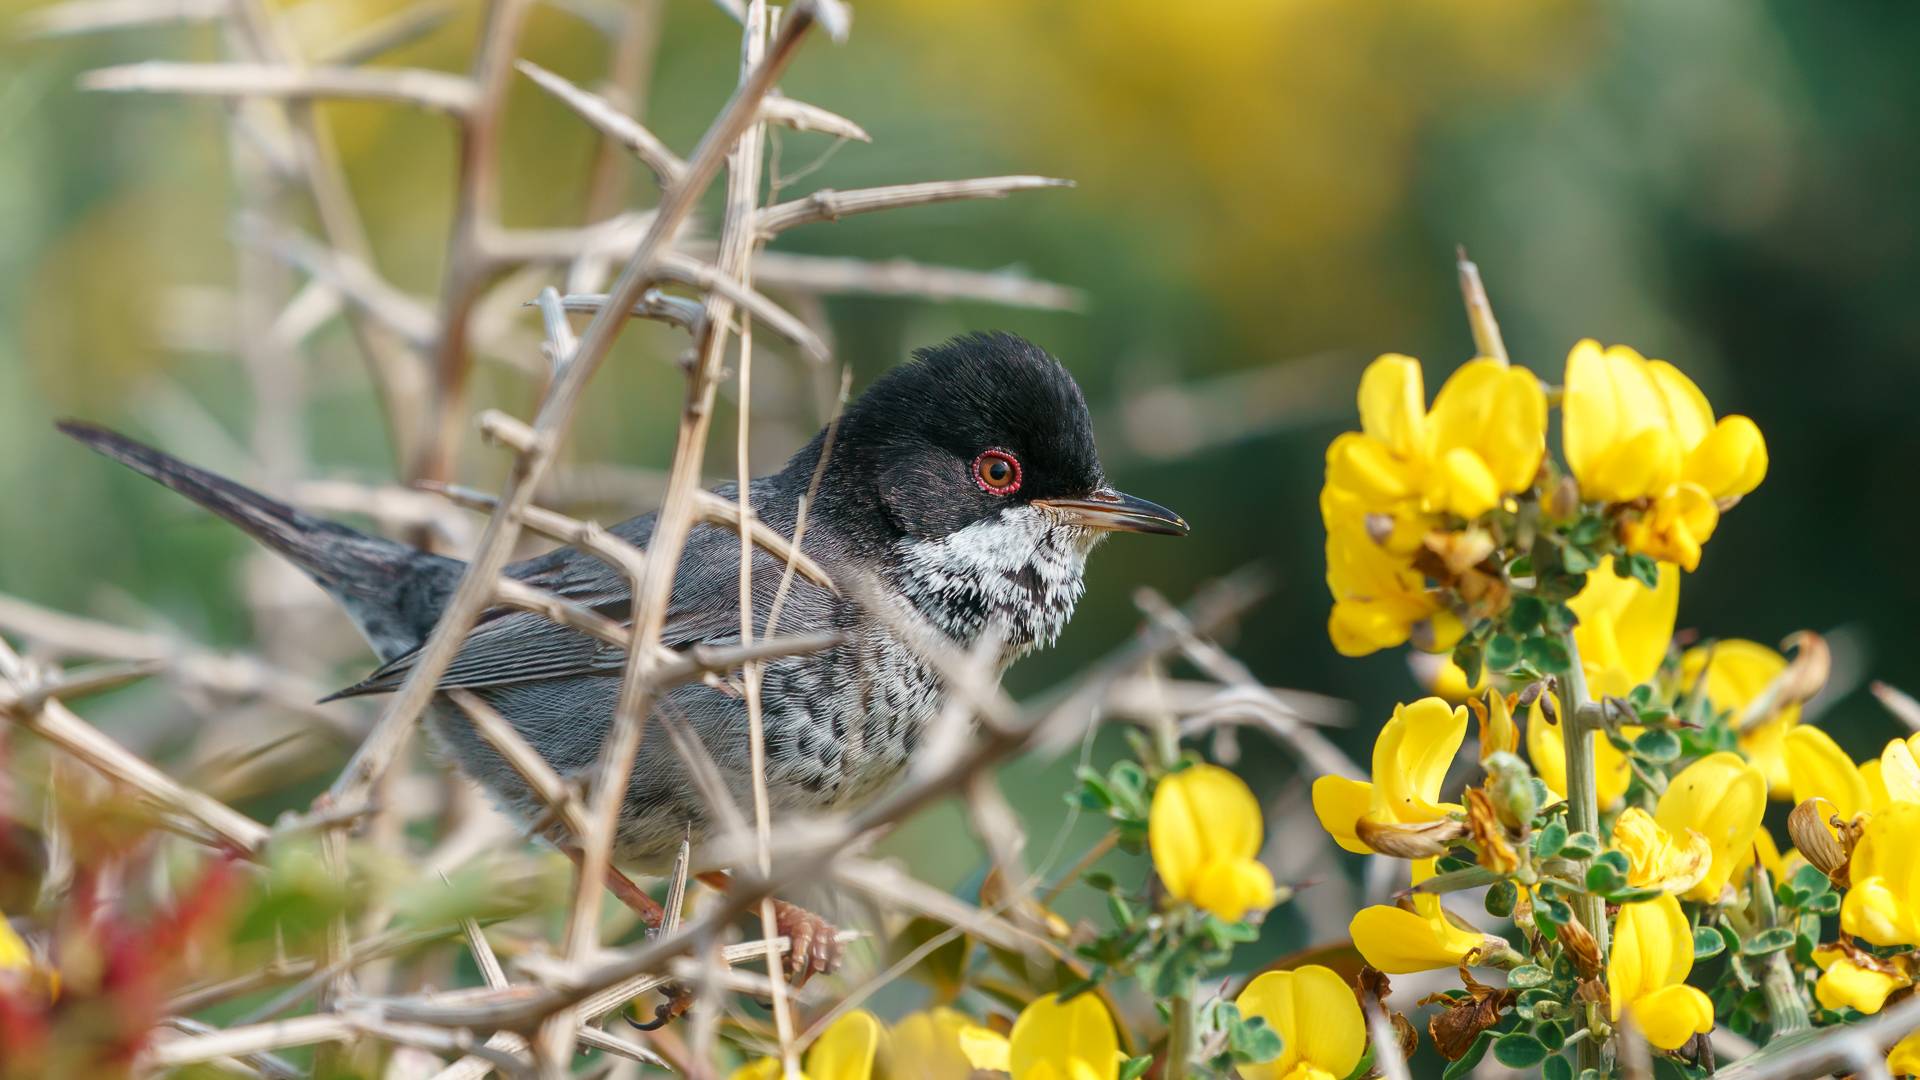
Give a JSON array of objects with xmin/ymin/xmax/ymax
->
[
  {"xmin": 1329, "ymin": 354, "xmax": 1547, "ymax": 521},
  {"xmin": 1878, "ymin": 736, "xmax": 1920, "ymax": 807},
  {"xmin": 1477, "ymin": 691, "xmax": 1519, "ymax": 761},
  {"xmin": 960, "ymin": 993, "xmax": 1120, "ymax": 1080},
  {"xmin": 1568, "ymin": 556, "xmax": 1679, "ymax": 698},
  {"xmin": 1682, "ymin": 640, "xmax": 1800, "ymax": 798},
  {"xmin": 1842, "ymin": 802, "xmax": 1920, "ymax": 947},
  {"xmin": 1314, "ymin": 698, "xmax": 1467, "ymax": 855},
  {"xmin": 1150, "ymin": 765, "xmax": 1276, "ymax": 922},
  {"xmin": 1812, "ymin": 947, "xmax": 1912, "ymax": 1014},
  {"xmin": 1560, "ymin": 341, "xmax": 1766, "ymax": 571},
  {"xmin": 1611, "ymin": 807, "xmax": 1712, "ymax": 895},
  {"xmin": 1349, "ymin": 859, "xmax": 1497, "ymax": 974},
  {"xmin": 0, "ymin": 910, "xmax": 29, "ymax": 974},
  {"xmin": 1235, "ymin": 965, "xmax": 1367, "ymax": 1080},
  {"xmin": 733, "ymin": 1010, "xmax": 886, "ymax": 1080},
  {"xmin": 1608, "ymin": 893, "xmax": 1717, "ymax": 1050},
  {"xmin": 1324, "ymin": 522, "xmax": 1459, "ymax": 658},
  {"xmin": 1656, "ymin": 752, "xmax": 1768, "ymax": 903},
  {"xmin": 1893, "ymin": 1030, "xmax": 1920, "ymax": 1077},
  {"xmin": 892, "ymin": 1008, "xmax": 977, "ymax": 1080},
  {"xmin": 1527, "ymin": 698, "xmax": 1633, "ymax": 809},
  {"xmin": 1785, "ymin": 726, "xmax": 1872, "ymax": 828}
]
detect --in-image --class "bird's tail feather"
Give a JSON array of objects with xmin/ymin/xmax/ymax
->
[{"xmin": 57, "ymin": 420, "xmax": 455, "ymax": 662}]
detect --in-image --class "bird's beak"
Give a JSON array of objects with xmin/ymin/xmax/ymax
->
[{"xmin": 1034, "ymin": 488, "xmax": 1189, "ymax": 536}]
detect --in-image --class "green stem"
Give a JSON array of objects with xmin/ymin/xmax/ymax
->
[
  {"xmin": 1557, "ymin": 629, "xmax": 1611, "ymax": 1075},
  {"xmin": 1165, "ymin": 992, "xmax": 1194, "ymax": 1080}
]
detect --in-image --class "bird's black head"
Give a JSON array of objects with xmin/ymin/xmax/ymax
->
[{"xmin": 804, "ymin": 331, "xmax": 1185, "ymax": 545}]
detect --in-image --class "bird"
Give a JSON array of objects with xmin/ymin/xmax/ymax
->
[{"xmin": 58, "ymin": 330, "xmax": 1187, "ymax": 979}]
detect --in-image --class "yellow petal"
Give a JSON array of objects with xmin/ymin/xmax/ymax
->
[
  {"xmin": 1009, "ymin": 993, "xmax": 1119, "ymax": 1080},
  {"xmin": 1657, "ymin": 752, "xmax": 1767, "ymax": 902},
  {"xmin": 808, "ymin": 1010, "xmax": 885, "ymax": 1080},
  {"xmin": 1884, "ymin": 739, "xmax": 1920, "ymax": 805},
  {"xmin": 1369, "ymin": 698, "xmax": 1469, "ymax": 824},
  {"xmin": 1150, "ymin": 765, "xmax": 1265, "ymax": 902},
  {"xmin": 730, "ymin": 1060, "xmax": 785, "ymax": 1080},
  {"xmin": 1612, "ymin": 808, "xmax": 1712, "ymax": 895},
  {"xmin": 893, "ymin": 1009, "xmax": 980, "ymax": 1080},
  {"xmin": 958, "ymin": 1026, "xmax": 1012, "ymax": 1074},
  {"xmin": 1427, "ymin": 447, "xmax": 1501, "ymax": 520},
  {"xmin": 1569, "ymin": 557, "xmax": 1679, "ymax": 699},
  {"xmin": 1349, "ymin": 895, "xmax": 1484, "ymax": 974},
  {"xmin": 1815, "ymin": 959, "xmax": 1910, "ymax": 1015},
  {"xmin": 1312, "ymin": 775, "xmax": 1375, "ymax": 855},
  {"xmin": 1325, "ymin": 524, "xmax": 1437, "ymax": 657},
  {"xmin": 1560, "ymin": 339, "xmax": 1616, "ymax": 489},
  {"xmin": 0, "ymin": 911, "xmax": 28, "ymax": 973},
  {"xmin": 1646, "ymin": 359, "xmax": 1716, "ymax": 453},
  {"xmin": 1585, "ymin": 427, "xmax": 1681, "ymax": 505},
  {"xmin": 1629, "ymin": 984, "xmax": 1717, "ymax": 1051},
  {"xmin": 1843, "ymin": 803, "xmax": 1920, "ymax": 947},
  {"xmin": 1358, "ymin": 354, "xmax": 1427, "ymax": 461},
  {"xmin": 1236, "ymin": 966, "xmax": 1367, "ymax": 1080},
  {"xmin": 1864, "ymin": 759, "xmax": 1892, "ymax": 813},
  {"xmin": 1682, "ymin": 414, "xmax": 1768, "ymax": 500},
  {"xmin": 1327, "ymin": 432, "xmax": 1422, "ymax": 505},
  {"xmin": 1609, "ymin": 893, "xmax": 1695, "ymax": 1020},
  {"xmin": 1189, "ymin": 858, "xmax": 1277, "ymax": 923},
  {"xmin": 1892, "ymin": 1030, "xmax": 1920, "ymax": 1077},
  {"xmin": 1785, "ymin": 726, "xmax": 1872, "ymax": 822}
]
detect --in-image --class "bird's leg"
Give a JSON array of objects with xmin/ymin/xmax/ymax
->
[
  {"xmin": 695, "ymin": 870, "xmax": 842, "ymax": 984},
  {"xmin": 558, "ymin": 843, "xmax": 668, "ymax": 929}
]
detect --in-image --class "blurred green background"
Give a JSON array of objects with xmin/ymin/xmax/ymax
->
[{"xmin": 1, "ymin": 0, "xmax": 1916, "ymax": 997}]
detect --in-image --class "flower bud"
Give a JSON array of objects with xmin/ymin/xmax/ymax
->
[
  {"xmin": 1355, "ymin": 817, "xmax": 1470, "ymax": 860},
  {"xmin": 1547, "ymin": 474, "xmax": 1581, "ymax": 520}
]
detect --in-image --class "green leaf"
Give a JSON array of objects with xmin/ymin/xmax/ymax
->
[
  {"xmin": 1791, "ymin": 864, "xmax": 1832, "ymax": 898},
  {"xmin": 1443, "ymin": 1032, "xmax": 1497, "ymax": 1080},
  {"xmin": 1523, "ymin": 636, "xmax": 1573, "ymax": 674},
  {"xmin": 1485, "ymin": 881, "xmax": 1518, "ymax": 919},
  {"xmin": 1493, "ymin": 1032, "xmax": 1552, "ymax": 1069},
  {"xmin": 1119, "ymin": 1056, "xmax": 1154, "ymax": 1080},
  {"xmin": 1633, "ymin": 729, "xmax": 1682, "ymax": 764},
  {"xmin": 1585, "ymin": 862, "xmax": 1626, "ymax": 895},
  {"xmin": 1561, "ymin": 544, "xmax": 1599, "ymax": 575},
  {"xmin": 1509, "ymin": 964, "xmax": 1554, "ymax": 990},
  {"xmin": 1486, "ymin": 634, "xmax": 1522, "ymax": 672},
  {"xmin": 1509, "ymin": 596, "xmax": 1546, "ymax": 636},
  {"xmin": 1543, "ymin": 1053, "xmax": 1574, "ymax": 1080},
  {"xmin": 1083, "ymin": 870, "xmax": 1116, "ymax": 892},
  {"xmin": 1605, "ymin": 885, "xmax": 1666, "ymax": 904},
  {"xmin": 1741, "ymin": 927, "xmax": 1798, "ymax": 956},
  {"xmin": 1560, "ymin": 832, "xmax": 1602, "ymax": 860},
  {"xmin": 1455, "ymin": 643, "xmax": 1484, "ymax": 694},
  {"xmin": 1227, "ymin": 1014, "xmax": 1284, "ymax": 1064},
  {"xmin": 1623, "ymin": 553, "xmax": 1661, "ymax": 590},
  {"xmin": 1107, "ymin": 894, "xmax": 1134, "ymax": 927},
  {"xmin": 1570, "ymin": 515, "xmax": 1610, "ymax": 546},
  {"xmin": 1534, "ymin": 821, "xmax": 1568, "ymax": 858},
  {"xmin": 1509, "ymin": 554, "xmax": 1534, "ymax": 576}
]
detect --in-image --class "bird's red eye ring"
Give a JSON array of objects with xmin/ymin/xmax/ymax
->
[{"xmin": 972, "ymin": 450, "xmax": 1022, "ymax": 494}]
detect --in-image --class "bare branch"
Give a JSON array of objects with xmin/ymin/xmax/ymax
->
[
  {"xmin": 757, "ymin": 176, "xmax": 1069, "ymax": 236},
  {"xmin": 752, "ymin": 251, "xmax": 1086, "ymax": 311},
  {"xmin": 514, "ymin": 59, "xmax": 684, "ymax": 186},
  {"xmin": 81, "ymin": 62, "xmax": 480, "ymax": 113},
  {"xmin": 1873, "ymin": 680, "xmax": 1920, "ymax": 732},
  {"xmin": 250, "ymin": 221, "xmax": 439, "ymax": 346},
  {"xmin": 491, "ymin": 577, "xmax": 629, "ymax": 650},
  {"xmin": 760, "ymin": 91, "xmax": 868, "ymax": 141}
]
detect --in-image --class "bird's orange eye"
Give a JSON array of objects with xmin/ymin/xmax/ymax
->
[{"xmin": 973, "ymin": 450, "xmax": 1022, "ymax": 494}]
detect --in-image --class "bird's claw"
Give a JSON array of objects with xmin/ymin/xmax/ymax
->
[{"xmin": 771, "ymin": 898, "xmax": 840, "ymax": 985}]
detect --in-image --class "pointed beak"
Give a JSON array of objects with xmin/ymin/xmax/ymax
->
[{"xmin": 1034, "ymin": 487, "xmax": 1189, "ymax": 536}]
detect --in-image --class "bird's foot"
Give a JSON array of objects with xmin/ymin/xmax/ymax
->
[
  {"xmin": 559, "ymin": 843, "xmax": 668, "ymax": 929},
  {"xmin": 695, "ymin": 870, "xmax": 843, "ymax": 985}
]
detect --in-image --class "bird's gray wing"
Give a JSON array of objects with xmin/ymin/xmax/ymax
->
[{"xmin": 321, "ymin": 523, "xmax": 754, "ymax": 700}]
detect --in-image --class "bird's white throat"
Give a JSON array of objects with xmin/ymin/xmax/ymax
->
[{"xmin": 890, "ymin": 504, "xmax": 1104, "ymax": 661}]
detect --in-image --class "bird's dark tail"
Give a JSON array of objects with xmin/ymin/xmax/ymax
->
[{"xmin": 57, "ymin": 420, "xmax": 460, "ymax": 663}]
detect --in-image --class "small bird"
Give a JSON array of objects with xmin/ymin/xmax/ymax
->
[{"xmin": 60, "ymin": 331, "xmax": 1186, "ymax": 977}]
